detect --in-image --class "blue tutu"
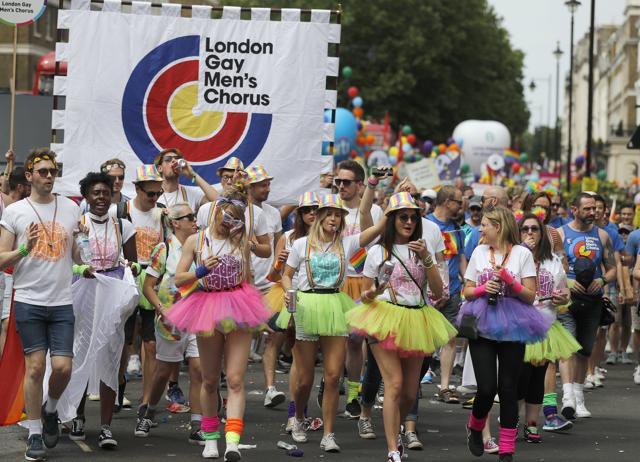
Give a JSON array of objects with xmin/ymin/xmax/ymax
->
[{"xmin": 457, "ymin": 296, "xmax": 552, "ymax": 343}]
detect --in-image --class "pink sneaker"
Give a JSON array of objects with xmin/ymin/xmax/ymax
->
[{"xmin": 484, "ymin": 437, "xmax": 499, "ymax": 454}]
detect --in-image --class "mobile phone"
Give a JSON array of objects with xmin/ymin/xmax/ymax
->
[{"xmin": 372, "ymin": 167, "xmax": 390, "ymax": 178}]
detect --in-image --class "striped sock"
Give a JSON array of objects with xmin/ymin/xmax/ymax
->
[
  {"xmin": 542, "ymin": 393, "xmax": 557, "ymax": 417},
  {"xmin": 225, "ymin": 418, "xmax": 243, "ymax": 444}
]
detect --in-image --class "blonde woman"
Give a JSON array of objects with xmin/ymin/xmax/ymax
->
[
  {"xmin": 281, "ymin": 194, "xmax": 386, "ymax": 452},
  {"xmin": 166, "ymin": 187, "xmax": 271, "ymax": 461},
  {"xmin": 459, "ymin": 207, "xmax": 551, "ymax": 462}
]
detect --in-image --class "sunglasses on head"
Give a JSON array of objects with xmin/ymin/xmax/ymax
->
[
  {"xmin": 34, "ymin": 168, "xmax": 59, "ymax": 178},
  {"xmin": 175, "ymin": 213, "xmax": 196, "ymax": 222},
  {"xmin": 139, "ymin": 187, "xmax": 164, "ymax": 198},
  {"xmin": 521, "ymin": 225, "xmax": 540, "ymax": 233},
  {"xmin": 397, "ymin": 213, "xmax": 419, "ymax": 223},
  {"xmin": 334, "ymin": 178, "xmax": 355, "ymax": 187}
]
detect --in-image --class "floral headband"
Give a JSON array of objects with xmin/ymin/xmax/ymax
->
[
  {"xmin": 101, "ymin": 161, "xmax": 126, "ymax": 172},
  {"xmin": 26, "ymin": 153, "xmax": 57, "ymax": 172}
]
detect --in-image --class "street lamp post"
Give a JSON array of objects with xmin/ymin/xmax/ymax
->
[
  {"xmin": 565, "ymin": 0, "xmax": 581, "ymax": 191},
  {"xmin": 553, "ymin": 42, "xmax": 564, "ymax": 171},
  {"xmin": 585, "ymin": 0, "xmax": 596, "ymax": 178}
]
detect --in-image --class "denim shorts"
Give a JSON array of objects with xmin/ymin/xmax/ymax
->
[
  {"xmin": 440, "ymin": 292, "xmax": 462, "ymax": 325},
  {"xmin": 14, "ymin": 301, "xmax": 75, "ymax": 357}
]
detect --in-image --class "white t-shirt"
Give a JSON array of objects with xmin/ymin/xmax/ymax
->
[
  {"xmin": 422, "ymin": 218, "xmax": 445, "ymax": 256},
  {"xmin": 287, "ymin": 235, "xmax": 361, "ymax": 291},
  {"xmin": 465, "ymin": 244, "xmax": 537, "ymax": 295},
  {"xmin": 283, "ymin": 230, "xmax": 301, "ymax": 289},
  {"xmin": 110, "ymin": 202, "xmax": 164, "ymax": 265},
  {"xmin": 251, "ymin": 203, "xmax": 283, "ymax": 291},
  {"xmin": 343, "ymin": 203, "xmax": 384, "ymax": 277},
  {"xmin": 82, "ymin": 213, "xmax": 135, "ymax": 270},
  {"xmin": 157, "ymin": 185, "xmax": 205, "ymax": 213},
  {"xmin": 364, "ymin": 244, "xmax": 428, "ymax": 306},
  {"xmin": 0, "ymin": 196, "xmax": 81, "ymax": 305},
  {"xmin": 196, "ymin": 202, "xmax": 268, "ymax": 242}
]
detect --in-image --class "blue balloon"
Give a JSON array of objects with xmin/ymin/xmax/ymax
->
[
  {"xmin": 322, "ymin": 108, "xmax": 358, "ymax": 161},
  {"xmin": 423, "ymin": 140, "xmax": 433, "ymax": 153},
  {"xmin": 352, "ymin": 96, "xmax": 363, "ymax": 108},
  {"xmin": 455, "ymin": 137, "xmax": 464, "ymax": 147},
  {"xmin": 388, "ymin": 156, "xmax": 397, "ymax": 166},
  {"xmin": 402, "ymin": 143, "xmax": 412, "ymax": 152}
]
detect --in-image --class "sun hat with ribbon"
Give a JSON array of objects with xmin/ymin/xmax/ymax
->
[
  {"xmin": 317, "ymin": 194, "xmax": 349, "ymax": 215},
  {"xmin": 385, "ymin": 192, "xmax": 421, "ymax": 215},
  {"xmin": 246, "ymin": 164, "xmax": 274, "ymax": 184},
  {"xmin": 216, "ymin": 157, "xmax": 245, "ymax": 177},
  {"xmin": 297, "ymin": 191, "xmax": 319, "ymax": 209},
  {"xmin": 132, "ymin": 164, "xmax": 163, "ymax": 183}
]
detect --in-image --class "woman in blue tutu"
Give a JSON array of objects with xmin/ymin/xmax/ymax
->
[
  {"xmin": 516, "ymin": 213, "xmax": 579, "ymax": 442},
  {"xmin": 459, "ymin": 207, "xmax": 552, "ymax": 462}
]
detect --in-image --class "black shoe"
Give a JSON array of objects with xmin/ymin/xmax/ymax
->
[
  {"xmin": 98, "ymin": 426, "xmax": 118, "ymax": 449},
  {"xmin": 344, "ymin": 399, "xmax": 361, "ymax": 419},
  {"xmin": 466, "ymin": 425, "xmax": 484, "ymax": 457},
  {"xmin": 317, "ymin": 379, "xmax": 325, "ymax": 409},
  {"xmin": 134, "ymin": 417, "xmax": 152, "ymax": 438},
  {"xmin": 25, "ymin": 434, "xmax": 46, "ymax": 461},
  {"xmin": 188, "ymin": 428, "xmax": 205, "ymax": 446},
  {"xmin": 69, "ymin": 416, "xmax": 85, "ymax": 441},
  {"xmin": 499, "ymin": 453, "xmax": 513, "ymax": 462},
  {"xmin": 41, "ymin": 404, "xmax": 60, "ymax": 449}
]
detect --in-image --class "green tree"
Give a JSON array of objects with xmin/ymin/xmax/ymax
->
[{"xmin": 223, "ymin": 0, "xmax": 530, "ymax": 140}]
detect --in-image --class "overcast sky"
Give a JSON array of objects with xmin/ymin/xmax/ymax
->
[{"xmin": 488, "ymin": 0, "xmax": 627, "ymax": 130}]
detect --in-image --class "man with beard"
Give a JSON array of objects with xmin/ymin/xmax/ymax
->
[{"xmin": 557, "ymin": 193, "xmax": 616, "ymax": 419}]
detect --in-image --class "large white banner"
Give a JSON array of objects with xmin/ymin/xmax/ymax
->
[{"xmin": 52, "ymin": 3, "xmax": 338, "ymax": 204}]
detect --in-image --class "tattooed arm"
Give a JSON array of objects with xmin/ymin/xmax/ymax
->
[{"xmin": 595, "ymin": 229, "xmax": 617, "ymax": 294}]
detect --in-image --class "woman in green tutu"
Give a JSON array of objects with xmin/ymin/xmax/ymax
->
[
  {"xmin": 517, "ymin": 212, "xmax": 580, "ymax": 442},
  {"xmin": 281, "ymin": 194, "xmax": 385, "ymax": 452},
  {"xmin": 347, "ymin": 191, "xmax": 457, "ymax": 462}
]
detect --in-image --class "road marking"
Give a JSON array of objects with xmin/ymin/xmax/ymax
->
[{"xmin": 72, "ymin": 440, "xmax": 93, "ymax": 453}]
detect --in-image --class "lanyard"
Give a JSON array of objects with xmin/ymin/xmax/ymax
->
[
  {"xmin": 304, "ymin": 237, "xmax": 344, "ymax": 289},
  {"xmin": 25, "ymin": 196, "xmax": 57, "ymax": 248},
  {"xmin": 489, "ymin": 245, "xmax": 512, "ymax": 270},
  {"xmin": 82, "ymin": 214, "xmax": 122, "ymax": 269}
]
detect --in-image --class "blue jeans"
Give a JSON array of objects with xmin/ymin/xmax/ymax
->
[{"xmin": 14, "ymin": 301, "xmax": 75, "ymax": 357}]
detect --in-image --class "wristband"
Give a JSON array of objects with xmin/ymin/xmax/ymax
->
[
  {"xmin": 473, "ymin": 284, "xmax": 487, "ymax": 298},
  {"xmin": 510, "ymin": 280, "xmax": 524, "ymax": 294},
  {"xmin": 195, "ymin": 264, "xmax": 209, "ymax": 279},
  {"xmin": 18, "ymin": 243, "xmax": 30, "ymax": 257},
  {"xmin": 600, "ymin": 277, "xmax": 607, "ymax": 286},
  {"xmin": 367, "ymin": 177, "xmax": 379, "ymax": 188},
  {"xmin": 73, "ymin": 264, "xmax": 90, "ymax": 276},
  {"xmin": 422, "ymin": 253, "xmax": 435, "ymax": 268},
  {"xmin": 131, "ymin": 262, "xmax": 141, "ymax": 275},
  {"xmin": 498, "ymin": 267, "xmax": 516, "ymax": 285}
]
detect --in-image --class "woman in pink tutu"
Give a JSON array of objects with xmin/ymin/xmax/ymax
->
[
  {"xmin": 458, "ymin": 206, "xmax": 552, "ymax": 462},
  {"xmin": 166, "ymin": 186, "xmax": 270, "ymax": 461}
]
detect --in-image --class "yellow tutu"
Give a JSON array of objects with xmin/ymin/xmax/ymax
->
[
  {"xmin": 525, "ymin": 320, "xmax": 581, "ymax": 365},
  {"xmin": 346, "ymin": 300, "xmax": 457, "ymax": 357},
  {"xmin": 341, "ymin": 276, "xmax": 363, "ymax": 301},
  {"xmin": 264, "ymin": 282, "xmax": 285, "ymax": 314}
]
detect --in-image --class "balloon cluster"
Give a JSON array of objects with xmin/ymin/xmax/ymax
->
[
  {"xmin": 525, "ymin": 179, "xmax": 560, "ymax": 196},
  {"xmin": 342, "ymin": 66, "xmax": 376, "ymax": 158}
]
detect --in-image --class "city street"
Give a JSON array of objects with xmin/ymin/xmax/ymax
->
[{"xmin": 1, "ymin": 362, "xmax": 638, "ymax": 462}]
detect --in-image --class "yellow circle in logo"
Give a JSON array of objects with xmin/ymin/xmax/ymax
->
[{"xmin": 169, "ymin": 83, "xmax": 224, "ymax": 140}]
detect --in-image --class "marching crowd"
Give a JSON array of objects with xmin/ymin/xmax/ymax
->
[{"xmin": 0, "ymin": 147, "xmax": 638, "ymax": 462}]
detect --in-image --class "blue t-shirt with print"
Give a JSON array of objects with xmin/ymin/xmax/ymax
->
[{"xmin": 427, "ymin": 213, "xmax": 464, "ymax": 295}]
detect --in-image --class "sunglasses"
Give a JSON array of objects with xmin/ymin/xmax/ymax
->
[
  {"xmin": 34, "ymin": 168, "xmax": 59, "ymax": 178},
  {"xmin": 551, "ymin": 203, "xmax": 561, "ymax": 208},
  {"xmin": 299, "ymin": 206, "xmax": 317, "ymax": 214},
  {"xmin": 521, "ymin": 226, "xmax": 540, "ymax": 233},
  {"xmin": 175, "ymin": 213, "xmax": 196, "ymax": 222},
  {"xmin": 108, "ymin": 174, "xmax": 125, "ymax": 181},
  {"xmin": 162, "ymin": 155, "xmax": 182, "ymax": 163},
  {"xmin": 469, "ymin": 206, "xmax": 482, "ymax": 211},
  {"xmin": 139, "ymin": 188, "xmax": 164, "ymax": 198},
  {"xmin": 397, "ymin": 213, "xmax": 419, "ymax": 223},
  {"xmin": 334, "ymin": 178, "xmax": 356, "ymax": 187},
  {"xmin": 221, "ymin": 210, "xmax": 244, "ymax": 230},
  {"xmin": 221, "ymin": 174, "xmax": 235, "ymax": 182}
]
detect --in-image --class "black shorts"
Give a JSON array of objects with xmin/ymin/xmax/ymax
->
[{"xmin": 124, "ymin": 306, "xmax": 156, "ymax": 345}]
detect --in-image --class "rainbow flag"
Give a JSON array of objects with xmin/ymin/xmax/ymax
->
[
  {"xmin": 0, "ymin": 295, "xmax": 26, "ymax": 426},
  {"xmin": 442, "ymin": 231, "xmax": 459, "ymax": 259},
  {"xmin": 349, "ymin": 247, "xmax": 367, "ymax": 274},
  {"xmin": 504, "ymin": 149, "xmax": 520, "ymax": 163}
]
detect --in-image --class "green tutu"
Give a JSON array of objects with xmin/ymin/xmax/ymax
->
[
  {"xmin": 346, "ymin": 300, "xmax": 457, "ymax": 357},
  {"xmin": 276, "ymin": 291, "xmax": 356, "ymax": 336},
  {"xmin": 524, "ymin": 320, "xmax": 581, "ymax": 365}
]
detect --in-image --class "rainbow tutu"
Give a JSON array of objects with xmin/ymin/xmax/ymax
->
[
  {"xmin": 457, "ymin": 296, "xmax": 552, "ymax": 343},
  {"xmin": 525, "ymin": 320, "xmax": 581, "ymax": 365},
  {"xmin": 264, "ymin": 282, "xmax": 285, "ymax": 314},
  {"xmin": 347, "ymin": 300, "xmax": 457, "ymax": 357},
  {"xmin": 166, "ymin": 282, "xmax": 270, "ymax": 335}
]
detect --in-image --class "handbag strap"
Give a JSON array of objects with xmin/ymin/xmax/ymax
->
[{"xmin": 388, "ymin": 247, "xmax": 427, "ymax": 306}]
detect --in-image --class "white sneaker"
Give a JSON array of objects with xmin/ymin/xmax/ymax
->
[
  {"xmin": 224, "ymin": 442, "xmax": 240, "ymax": 461},
  {"xmin": 575, "ymin": 398, "xmax": 592, "ymax": 418},
  {"xmin": 263, "ymin": 387, "xmax": 286, "ymax": 408},
  {"xmin": 633, "ymin": 365, "xmax": 640, "ymax": 385},
  {"xmin": 88, "ymin": 394, "xmax": 100, "ymax": 401},
  {"xmin": 605, "ymin": 352, "xmax": 617, "ymax": 365},
  {"xmin": 291, "ymin": 418, "xmax": 308, "ymax": 443},
  {"xmin": 202, "ymin": 440, "xmax": 219, "ymax": 458},
  {"xmin": 620, "ymin": 352, "xmax": 634, "ymax": 364},
  {"xmin": 127, "ymin": 355, "xmax": 142, "ymax": 376},
  {"xmin": 285, "ymin": 416, "xmax": 295, "ymax": 434},
  {"xmin": 248, "ymin": 351, "xmax": 262, "ymax": 363},
  {"xmin": 595, "ymin": 367, "xmax": 606, "ymax": 380},
  {"xmin": 320, "ymin": 433, "xmax": 340, "ymax": 452},
  {"xmin": 592, "ymin": 374, "xmax": 603, "ymax": 388},
  {"xmin": 561, "ymin": 394, "xmax": 576, "ymax": 420},
  {"xmin": 584, "ymin": 376, "xmax": 595, "ymax": 390}
]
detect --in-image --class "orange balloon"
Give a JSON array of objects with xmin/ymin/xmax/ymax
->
[
  {"xmin": 366, "ymin": 135, "xmax": 375, "ymax": 144},
  {"xmin": 438, "ymin": 143, "xmax": 447, "ymax": 153},
  {"xmin": 353, "ymin": 107, "xmax": 364, "ymax": 118}
]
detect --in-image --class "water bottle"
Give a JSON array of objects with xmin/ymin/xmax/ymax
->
[
  {"xmin": 76, "ymin": 232, "xmax": 93, "ymax": 264},
  {"xmin": 487, "ymin": 274, "xmax": 501, "ymax": 306}
]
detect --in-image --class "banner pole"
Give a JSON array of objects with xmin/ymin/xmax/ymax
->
[{"xmin": 9, "ymin": 26, "xmax": 18, "ymax": 154}]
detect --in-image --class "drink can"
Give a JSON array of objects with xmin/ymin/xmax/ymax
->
[
  {"xmin": 177, "ymin": 159, "xmax": 187, "ymax": 169},
  {"xmin": 287, "ymin": 289, "xmax": 297, "ymax": 313},
  {"xmin": 378, "ymin": 260, "xmax": 395, "ymax": 286}
]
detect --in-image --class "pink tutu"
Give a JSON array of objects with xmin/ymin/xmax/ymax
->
[{"xmin": 166, "ymin": 282, "xmax": 271, "ymax": 335}]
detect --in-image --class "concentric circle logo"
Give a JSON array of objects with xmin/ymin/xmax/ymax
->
[
  {"xmin": 122, "ymin": 35, "xmax": 272, "ymax": 179},
  {"xmin": 571, "ymin": 239, "xmax": 595, "ymax": 259}
]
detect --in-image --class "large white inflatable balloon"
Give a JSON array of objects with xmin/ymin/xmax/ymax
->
[{"xmin": 452, "ymin": 120, "xmax": 511, "ymax": 176}]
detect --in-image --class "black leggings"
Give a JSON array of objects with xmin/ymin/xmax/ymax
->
[
  {"xmin": 469, "ymin": 337, "xmax": 525, "ymax": 429},
  {"xmin": 517, "ymin": 362, "xmax": 548, "ymax": 405}
]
